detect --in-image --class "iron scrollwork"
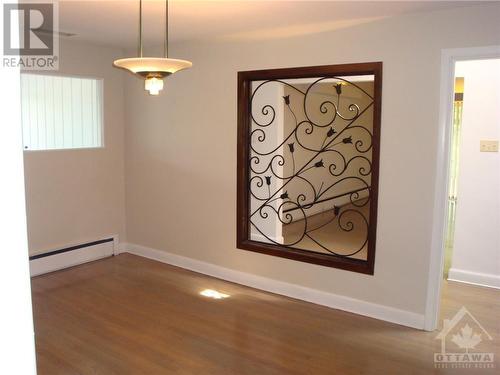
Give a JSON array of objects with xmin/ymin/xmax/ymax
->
[{"xmin": 237, "ymin": 63, "xmax": 382, "ymax": 274}]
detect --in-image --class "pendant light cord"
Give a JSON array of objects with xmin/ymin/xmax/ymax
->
[
  {"xmin": 138, "ymin": 0, "xmax": 169, "ymax": 58},
  {"xmin": 138, "ymin": 0, "xmax": 143, "ymax": 57},
  {"xmin": 164, "ymin": 0, "xmax": 169, "ymax": 58}
]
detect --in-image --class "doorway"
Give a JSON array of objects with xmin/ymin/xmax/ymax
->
[
  {"xmin": 445, "ymin": 58, "xmax": 500, "ymax": 286},
  {"xmin": 426, "ymin": 45, "xmax": 500, "ymax": 331}
]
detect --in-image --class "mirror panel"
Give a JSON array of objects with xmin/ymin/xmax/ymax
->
[{"xmin": 237, "ymin": 63, "xmax": 382, "ymax": 274}]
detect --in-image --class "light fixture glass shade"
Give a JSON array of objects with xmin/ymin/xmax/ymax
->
[
  {"xmin": 113, "ymin": 57, "xmax": 192, "ymax": 75},
  {"xmin": 113, "ymin": 0, "xmax": 191, "ymax": 95},
  {"xmin": 144, "ymin": 76, "xmax": 164, "ymax": 95}
]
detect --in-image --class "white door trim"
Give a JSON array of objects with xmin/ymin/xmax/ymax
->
[{"xmin": 424, "ymin": 45, "xmax": 500, "ymax": 331}]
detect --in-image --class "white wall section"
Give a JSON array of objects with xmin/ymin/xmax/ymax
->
[{"xmin": 0, "ymin": 2, "xmax": 37, "ymax": 371}]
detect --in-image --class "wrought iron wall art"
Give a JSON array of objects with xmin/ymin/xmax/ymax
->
[{"xmin": 237, "ymin": 63, "xmax": 382, "ymax": 274}]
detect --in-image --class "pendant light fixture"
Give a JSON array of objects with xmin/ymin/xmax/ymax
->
[{"xmin": 113, "ymin": 0, "xmax": 192, "ymax": 95}]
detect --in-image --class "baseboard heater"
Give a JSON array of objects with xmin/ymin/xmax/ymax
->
[{"xmin": 29, "ymin": 237, "xmax": 115, "ymax": 277}]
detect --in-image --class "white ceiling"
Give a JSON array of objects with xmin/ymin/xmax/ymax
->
[{"xmin": 58, "ymin": 1, "xmax": 487, "ymax": 50}]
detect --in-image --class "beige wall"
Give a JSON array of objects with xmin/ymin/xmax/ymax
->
[
  {"xmin": 23, "ymin": 40, "xmax": 126, "ymax": 254},
  {"xmin": 123, "ymin": 4, "xmax": 500, "ymax": 315}
]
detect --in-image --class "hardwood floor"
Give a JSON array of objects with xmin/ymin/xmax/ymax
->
[{"xmin": 31, "ymin": 254, "xmax": 499, "ymax": 374}]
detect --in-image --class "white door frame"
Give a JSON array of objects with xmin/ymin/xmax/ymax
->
[{"xmin": 424, "ymin": 45, "xmax": 500, "ymax": 331}]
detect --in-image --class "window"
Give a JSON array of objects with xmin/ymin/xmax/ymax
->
[{"xmin": 20, "ymin": 73, "xmax": 103, "ymax": 151}]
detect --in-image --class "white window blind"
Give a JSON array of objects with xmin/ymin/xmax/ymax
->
[{"xmin": 20, "ymin": 74, "xmax": 103, "ymax": 151}]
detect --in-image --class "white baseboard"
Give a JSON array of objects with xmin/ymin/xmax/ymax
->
[
  {"xmin": 448, "ymin": 268, "xmax": 500, "ymax": 289},
  {"xmin": 30, "ymin": 237, "xmax": 116, "ymax": 277},
  {"xmin": 115, "ymin": 241, "xmax": 129, "ymax": 255},
  {"xmin": 119, "ymin": 242, "xmax": 425, "ymax": 329}
]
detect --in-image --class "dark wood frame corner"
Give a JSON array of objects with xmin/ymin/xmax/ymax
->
[{"xmin": 237, "ymin": 62, "xmax": 382, "ymax": 275}]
